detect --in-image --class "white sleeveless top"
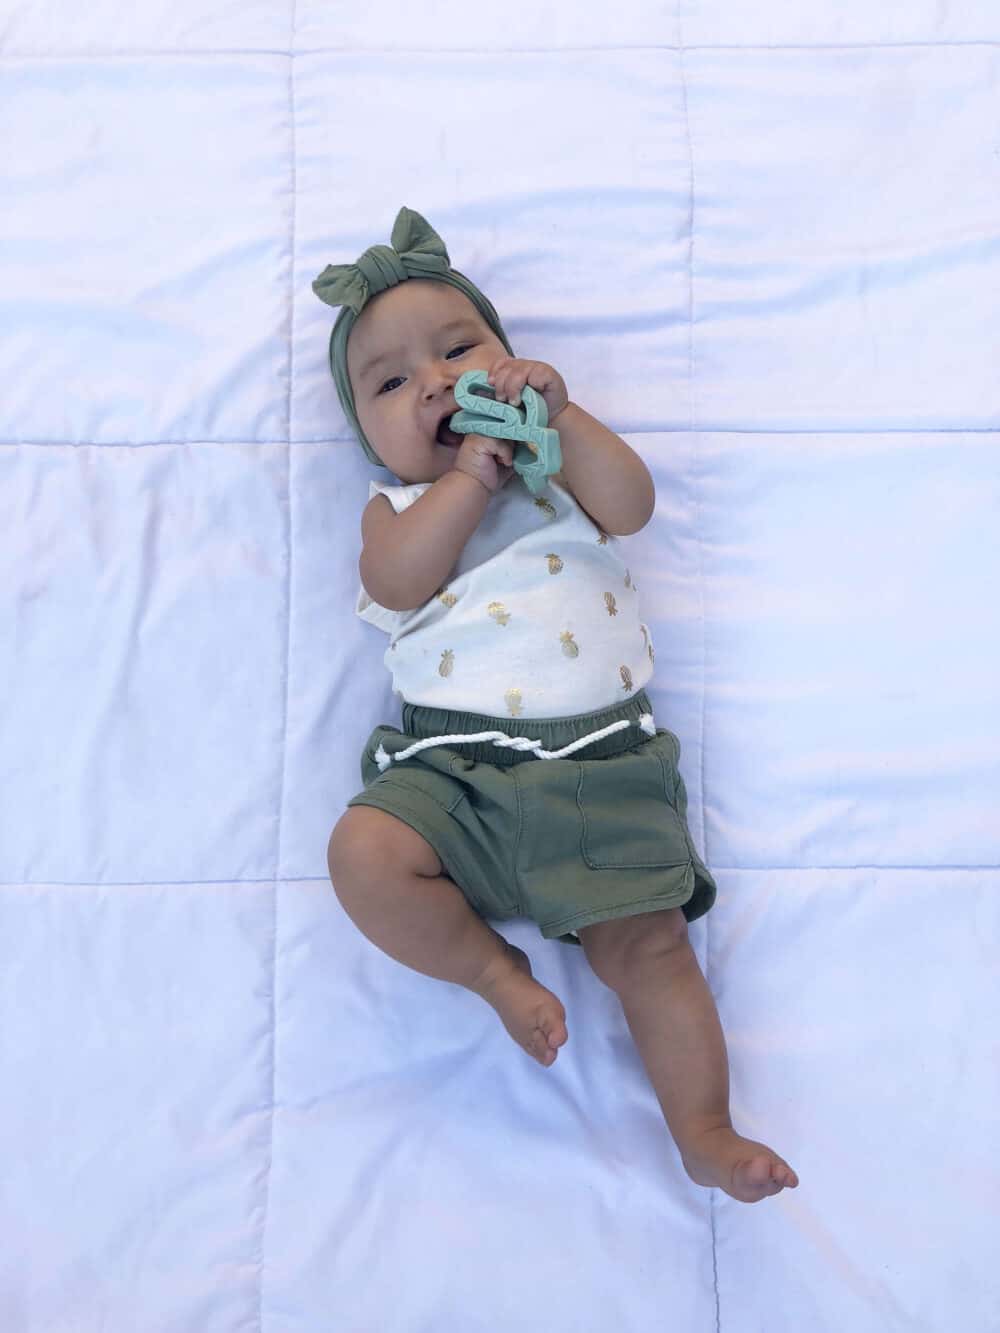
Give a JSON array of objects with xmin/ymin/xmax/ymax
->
[{"xmin": 355, "ymin": 474, "xmax": 655, "ymax": 719}]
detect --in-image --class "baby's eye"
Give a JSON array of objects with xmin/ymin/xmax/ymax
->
[{"xmin": 378, "ymin": 341, "xmax": 474, "ymax": 391}]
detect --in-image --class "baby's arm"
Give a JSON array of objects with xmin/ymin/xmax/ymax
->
[
  {"xmin": 359, "ymin": 469, "xmax": 494, "ymax": 613},
  {"xmin": 553, "ymin": 402, "xmax": 655, "ymax": 536}
]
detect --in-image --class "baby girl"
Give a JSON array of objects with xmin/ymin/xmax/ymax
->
[{"xmin": 314, "ymin": 207, "xmax": 798, "ymax": 1204}]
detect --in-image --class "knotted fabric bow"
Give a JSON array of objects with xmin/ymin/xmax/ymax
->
[
  {"xmin": 311, "ymin": 206, "xmax": 514, "ymax": 467},
  {"xmin": 312, "ymin": 206, "xmax": 452, "ymax": 316}
]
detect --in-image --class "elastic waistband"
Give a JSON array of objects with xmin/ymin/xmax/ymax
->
[{"xmin": 395, "ymin": 690, "xmax": 658, "ymax": 767}]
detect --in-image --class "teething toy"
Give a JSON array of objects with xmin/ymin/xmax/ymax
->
[{"xmin": 449, "ymin": 370, "xmax": 562, "ymax": 495}]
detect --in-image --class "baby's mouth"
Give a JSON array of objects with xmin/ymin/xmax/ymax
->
[{"xmin": 435, "ymin": 411, "xmax": 462, "ymax": 448}]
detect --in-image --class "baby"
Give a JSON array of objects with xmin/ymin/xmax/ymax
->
[{"xmin": 315, "ymin": 207, "xmax": 798, "ymax": 1204}]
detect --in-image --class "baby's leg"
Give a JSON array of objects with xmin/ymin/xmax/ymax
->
[
  {"xmin": 579, "ymin": 908, "xmax": 799, "ymax": 1203},
  {"xmin": 327, "ymin": 806, "xmax": 568, "ymax": 1066}
]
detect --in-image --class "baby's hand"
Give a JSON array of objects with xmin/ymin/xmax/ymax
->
[
  {"xmin": 487, "ymin": 357, "xmax": 570, "ymax": 424},
  {"xmin": 452, "ymin": 432, "xmax": 516, "ymax": 495}
]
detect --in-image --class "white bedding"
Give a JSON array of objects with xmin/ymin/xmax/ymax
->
[{"xmin": 2, "ymin": 2, "xmax": 999, "ymax": 1329}]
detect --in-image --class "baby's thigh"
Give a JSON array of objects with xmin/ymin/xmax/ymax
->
[{"xmin": 327, "ymin": 805, "xmax": 443, "ymax": 887}]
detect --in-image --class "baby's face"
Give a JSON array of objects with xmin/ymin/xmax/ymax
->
[{"xmin": 346, "ymin": 279, "xmax": 509, "ymax": 484}]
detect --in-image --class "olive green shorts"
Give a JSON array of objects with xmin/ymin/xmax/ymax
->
[{"xmin": 346, "ymin": 689, "xmax": 717, "ymax": 947}]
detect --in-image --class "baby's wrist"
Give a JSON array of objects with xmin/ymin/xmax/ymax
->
[{"xmin": 449, "ymin": 464, "xmax": 494, "ymax": 498}]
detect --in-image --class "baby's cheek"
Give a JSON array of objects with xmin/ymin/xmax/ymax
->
[{"xmin": 356, "ymin": 402, "xmax": 380, "ymax": 439}]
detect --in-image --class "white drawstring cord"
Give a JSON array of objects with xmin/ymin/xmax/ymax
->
[{"xmin": 374, "ymin": 711, "xmax": 657, "ymax": 773}]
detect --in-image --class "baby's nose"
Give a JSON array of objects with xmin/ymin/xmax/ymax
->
[{"xmin": 424, "ymin": 375, "xmax": 456, "ymax": 400}]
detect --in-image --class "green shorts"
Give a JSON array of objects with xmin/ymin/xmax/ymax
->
[{"xmin": 346, "ymin": 689, "xmax": 717, "ymax": 947}]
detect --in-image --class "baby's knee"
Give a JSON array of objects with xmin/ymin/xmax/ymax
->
[
  {"xmin": 327, "ymin": 806, "xmax": 442, "ymax": 888},
  {"xmin": 578, "ymin": 907, "xmax": 689, "ymax": 992}
]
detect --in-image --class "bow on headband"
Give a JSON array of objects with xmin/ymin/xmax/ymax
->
[{"xmin": 312, "ymin": 206, "xmax": 452, "ymax": 314}]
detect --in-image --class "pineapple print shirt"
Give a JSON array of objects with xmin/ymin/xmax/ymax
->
[{"xmin": 355, "ymin": 475, "xmax": 655, "ymax": 719}]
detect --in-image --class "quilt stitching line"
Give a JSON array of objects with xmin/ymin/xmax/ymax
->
[
  {"xmin": 4, "ymin": 427, "xmax": 997, "ymax": 448},
  {"xmin": 4, "ymin": 40, "xmax": 999, "ymax": 57},
  {"xmin": 255, "ymin": 10, "xmax": 300, "ymax": 1333},
  {"xmin": 677, "ymin": 8, "xmax": 722, "ymax": 1333}
]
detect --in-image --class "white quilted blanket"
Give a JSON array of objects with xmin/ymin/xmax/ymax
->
[{"xmin": 2, "ymin": 2, "xmax": 998, "ymax": 1329}]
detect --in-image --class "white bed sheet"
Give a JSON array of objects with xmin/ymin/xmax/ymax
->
[{"xmin": 2, "ymin": 2, "xmax": 999, "ymax": 1329}]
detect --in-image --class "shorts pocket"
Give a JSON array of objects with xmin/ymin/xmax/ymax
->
[
  {"xmin": 577, "ymin": 737, "xmax": 691, "ymax": 870},
  {"xmin": 372, "ymin": 770, "xmax": 467, "ymax": 816}
]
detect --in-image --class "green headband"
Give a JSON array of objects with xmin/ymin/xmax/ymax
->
[{"xmin": 312, "ymin": 205, "xmax": 515, "ymax": 468}]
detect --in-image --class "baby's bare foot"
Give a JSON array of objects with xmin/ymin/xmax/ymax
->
[
  {"xmin": 681, "ymin": 1126, "xmax": 800, "ymax": 1203},
  {"xmin": 471, "ymin": 938, "xmax": 568, "ymax": 1067}
]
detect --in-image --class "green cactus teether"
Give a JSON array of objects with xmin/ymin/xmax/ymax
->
[{"xmin": 449, "ymin": 370, "xmax": 562, "ymax": 495}]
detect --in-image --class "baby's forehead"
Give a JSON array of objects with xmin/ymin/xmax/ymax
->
[
  {"xmin": 370, "ymin": 290, "xmax": 478, "ymax": 339},
  {"xmin": 349, "ymin": 288, "xmax": 484, "ymax": 370},
  {"xmin": 367, "ymin": 305, "xmax": 446, "ymax": 346}
]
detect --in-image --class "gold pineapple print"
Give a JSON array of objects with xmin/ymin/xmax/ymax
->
[
  {"xmin": 439, "ymin": 649, "xmax": 455, "ymax": 677},
  {"xmin": 604, "ymin": 592, "xmax": 618, "ymax": 616},
  {"xmin": 640, "ymin": 624, "xmax": 655, "ymax": 664},
  {"xmin": 620, "ymin": 665, "xmax": 633, "ymax": 693},
  {"xmin": 545, "ymin": 553, "xmax": 563, "ymax": 575},
  {"xmin": 624, "ymin": 569, "xmax": 632, "ymax": 589},
  {"xmin": 560, "ymin": 631, "xmax": 579, "ymax": 658},
  {"xmin": 534, "ymin": 496, "xmax": 557, "ymax": 519},
  {"xmin": 487, "ymin": 601, "xmax": 511, "ymax": 626},
  {"xmin": 505, "ymin": 688, "xmax": 523, "ymax": 716},
  {"xmin": 597, "ymin": 530, "xmax": 608, "ymax": 545},
  {"xmin": 437, "ymin": 585, "xmax": 457, "ymax": 608}
]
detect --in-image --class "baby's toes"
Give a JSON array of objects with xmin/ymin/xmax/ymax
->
[
  {"xmin": 543, "ymin": 1005, "xmax": 569, "ymax": 1051},
  {"xmin": 525, "ymin": 1023, "xmax": 557, "ymax": 1066},
  {"xmin": 775, "ymin": 1161, "xmax": 799, "ymax": 1189},
  {"xmin": 740, "ymin": 1155, "xmax": 774, "ymax": 1188},
  {"xmin": 731, "ymin": 1154, "xmax": 783, "ymax": 1198},
  {"xmin": 531, "ymin": 1004, "xmax": 567, "ymax": 1064},
  {"xmin": 528, "ymin": 1027, "xmax": 557, "ymax": 1065},
  {"xmin": 757, "ymin": 1156, "xmax": 797, "ymax": 1194}
]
